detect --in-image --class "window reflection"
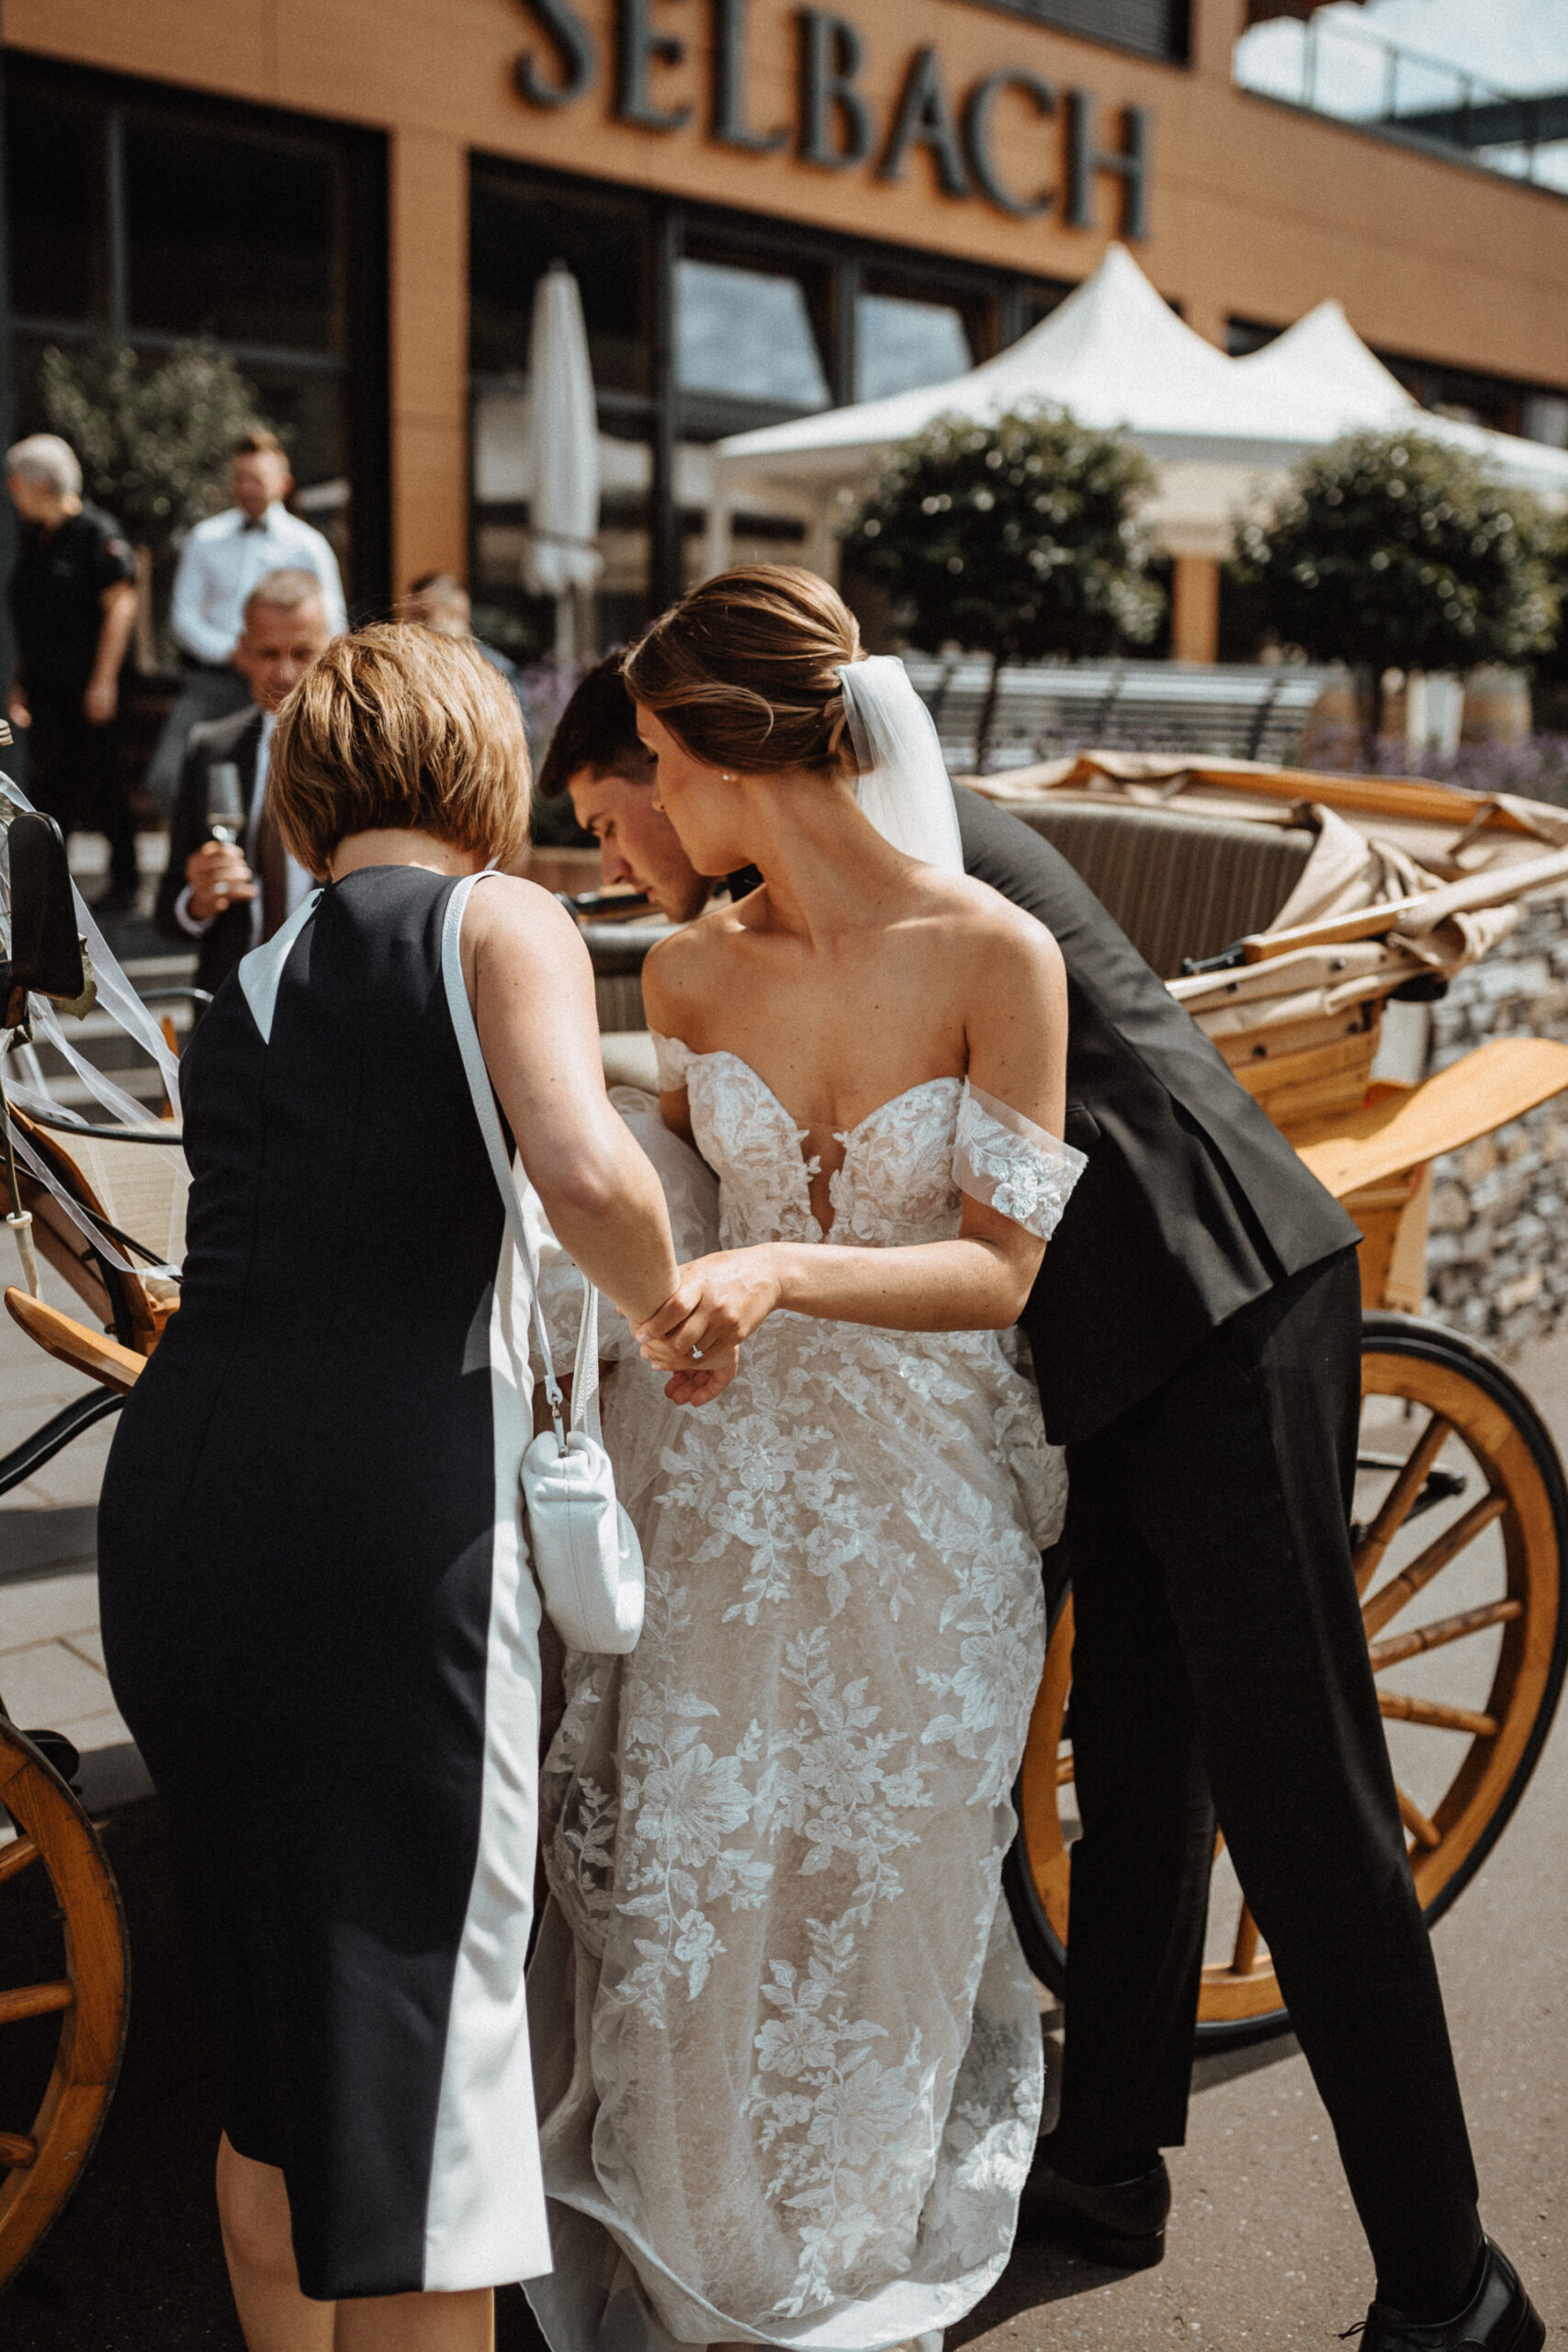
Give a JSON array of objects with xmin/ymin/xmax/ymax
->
[
  {"xmin": 856, "ymin": 294, "xmax": 972, "ymax": 401},
  {"xmin": 676, "ymin": 260, "xmax": 830, "ymax": 409},
  {"xmin": 6, "ymin": 92, "xmax": 100, "ymax": 322},
  {"xmin": 125, "ymin": 119, "xmax": 339, "ymax": 352},
  {"xmin": 470, "ymin": 174, "xmax": 647, "ymax": 393}
]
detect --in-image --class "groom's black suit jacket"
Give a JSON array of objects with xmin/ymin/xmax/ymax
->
[{"xmin": 954, "ymin": 786, "xmax": 1359, "ymax": 1448}]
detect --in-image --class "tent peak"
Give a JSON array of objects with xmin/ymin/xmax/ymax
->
[{"xmin": 1234, "ymin": 301, "xmax": 1418, "ymax": 430}]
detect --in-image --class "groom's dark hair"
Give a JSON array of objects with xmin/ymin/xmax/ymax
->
[{"xmin": 537, "ymin": 650, "xmax": 655, "ymax": 797}]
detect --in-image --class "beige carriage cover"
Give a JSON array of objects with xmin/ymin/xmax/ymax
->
[{"xmin": 969, "ymin": 750, "xmax": 1568, "ymax": 1043}]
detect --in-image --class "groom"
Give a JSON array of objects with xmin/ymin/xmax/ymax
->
[{"xmin": 543, "ymin": 665, "xmax": 1540, "ymax": 2352}]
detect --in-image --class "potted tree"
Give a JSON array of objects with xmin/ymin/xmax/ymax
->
[
  {"xmin": 1235, "ymin": 428, "xmax": 1559, "ymax": 759},
  {"xmin": 840, "ymin": 404, "xmax": 1164, "ymax": 763},
  {"xmin": 40, "ymin": 340, "xmax": 276, "ymax": 672}
]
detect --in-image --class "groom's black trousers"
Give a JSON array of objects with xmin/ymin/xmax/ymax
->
[{"xmin": 1055, "ymin": 1248, "xmax": 1483, "ymax": 2310}]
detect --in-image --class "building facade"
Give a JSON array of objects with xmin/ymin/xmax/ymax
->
[{"xmin": 8, "ymin": 0, "xmax": 1568, "ymax": 662}]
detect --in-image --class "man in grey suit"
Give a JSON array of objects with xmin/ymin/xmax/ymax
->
[{"xmin": 156, "ymin": 570, "xmax": 329, "ymax": 997}]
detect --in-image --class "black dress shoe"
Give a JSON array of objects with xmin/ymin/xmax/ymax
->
[
  {"xmin": 1017, "ymin": 2145, "xmax": 1170, "ymax": 2269},
  {"xmin": 1351, "ymin": 2239, "xmax": 1544, "ymax": 2351}
]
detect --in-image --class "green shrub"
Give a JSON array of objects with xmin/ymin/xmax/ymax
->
[{"xmin": 841, "ymin": 404, "xmax": 1164, "ymax": 663}]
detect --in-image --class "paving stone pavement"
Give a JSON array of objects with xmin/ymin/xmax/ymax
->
[
  {"xmin": 0, "ymin": 1254, "xmax": 152, "ymax": 1811},
  {"xmin": 0, "ymin": 1265, "xmax": 1564, "ymax": 2346}
]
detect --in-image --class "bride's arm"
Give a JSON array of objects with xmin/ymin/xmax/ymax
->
[
  {"xmin": 637, "ymin": 907, "xmax": 1069, "ymax": 1360},
  {"xmin": 642, "ymin": 1204, "xmax": 1042, "ymax": 1358}
]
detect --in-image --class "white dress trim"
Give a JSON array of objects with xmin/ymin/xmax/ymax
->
[
  {"xmin": 952, "ymin": 1080, "xmax": 1086, "ymax": 1241},
  {"xmin": 237, "ymin": 889, "xmax": 322, "ymax": 1043}
]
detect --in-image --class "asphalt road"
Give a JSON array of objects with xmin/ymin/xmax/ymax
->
[{"xmin": 3, "ymin": 1322, "xmax": 1566, "ymax": 2347}]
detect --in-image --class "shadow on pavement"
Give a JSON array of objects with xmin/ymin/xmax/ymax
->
[
  {"xmin": 1, "ymin": 1795, "xmax": 1304, "ymax": 2349},
  {"xmin": 0, "ymin": 1794, "xmax": 556, "ymax": 2351}
]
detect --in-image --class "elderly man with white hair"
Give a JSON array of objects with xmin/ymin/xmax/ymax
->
[{"xmin": 6, "ymin": 432, "xmax": 141, "ymax": 913}]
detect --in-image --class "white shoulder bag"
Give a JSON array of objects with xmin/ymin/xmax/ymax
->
[{"xmin": 441, "ymin": 875, "xmax": 645, "ymax": 1655}]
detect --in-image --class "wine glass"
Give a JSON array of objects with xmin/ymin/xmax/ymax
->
[{"xmin": 207, "ymin": 763, "xmax": 245, "ymax": 846}]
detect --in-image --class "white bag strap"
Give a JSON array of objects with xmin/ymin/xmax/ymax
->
[{"xmin": 440, "ymin": 873, "xmax": 600, "ymax": 1444}]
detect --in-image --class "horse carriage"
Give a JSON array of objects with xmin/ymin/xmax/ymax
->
[{"xmin": 4, "ymin": 743, "xmax": 1568, "ymax": 2284}]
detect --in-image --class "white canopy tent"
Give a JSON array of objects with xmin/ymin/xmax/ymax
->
[{"xmin": 708, "ymin": 244, "xmax": 1568, "ymax": 582}]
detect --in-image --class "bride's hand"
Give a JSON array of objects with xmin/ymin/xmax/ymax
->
[
  {"xmin": 662, "ymin": 1341, "xmax": 739, "ymax": 1408},
  {"xmin": 637, "ymin": 1248, "xmax": 781, "ymax": 1370}
]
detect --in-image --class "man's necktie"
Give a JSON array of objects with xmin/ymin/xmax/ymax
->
[{"xmin": 256, "ymin": 794, "xmax": 291, "ymax": 944}]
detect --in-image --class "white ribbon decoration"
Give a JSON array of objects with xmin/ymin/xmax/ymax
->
[
  {"xmin": 0, "ymin": 772, "xmax": 183, "ymax": 1120},
  {"xmin": 0, "ymin": 769, "xmax": 186, "ymax": 1277}
]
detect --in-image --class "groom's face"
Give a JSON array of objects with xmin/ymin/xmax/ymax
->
[{"xmin": 567, "ymin": 765, "xmax": 712, "ymax": 924}]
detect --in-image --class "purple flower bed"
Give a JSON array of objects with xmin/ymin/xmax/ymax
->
[{"xmin": 1296, "ymin": 727, "xmax": 1568, "ymax": 807}]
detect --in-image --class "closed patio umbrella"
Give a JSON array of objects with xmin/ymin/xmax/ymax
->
[{"xmin": 522, "ymin": 263, "xmax": 603, "ymax": 661}]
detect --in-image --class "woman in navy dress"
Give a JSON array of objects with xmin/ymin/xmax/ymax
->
[{"xmin": 98, "ymin": 626, "xmax": 708, "ymax": 2350}]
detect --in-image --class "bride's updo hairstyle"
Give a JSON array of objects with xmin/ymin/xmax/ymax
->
[{"xmin": 623, "ymin": 566, "xmax": 863, "ymax": 778}]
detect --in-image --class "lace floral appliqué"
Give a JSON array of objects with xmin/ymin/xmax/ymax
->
[
  {"xmin": 952, "ymin": 1079, "xmax": 1086, "ymax": 1241},
  {"xmin": 532, "ymin": 1038, "xmax": 1059, "ymax": 2352}
]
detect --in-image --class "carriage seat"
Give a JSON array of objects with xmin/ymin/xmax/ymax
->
[{"xmin": 1013, "ymin": 801, "xmax": 1316, "ymax": 979}]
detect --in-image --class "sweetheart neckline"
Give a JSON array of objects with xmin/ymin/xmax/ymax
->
[{"xmin": 661, "ymin": 1038, "xmax": 963, "ymax": 1144}]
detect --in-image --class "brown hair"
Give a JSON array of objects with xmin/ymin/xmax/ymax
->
[
  {"xmin": 232, "ymin": 429, "xmax": 286, "ymax": 459},
  {"xmin": 268, "ymin": 623, "xmax": 531, "ymax": 876},
  {"xmin": 623, "ymin": 566, "xmax": 862, "ymax": 776}
]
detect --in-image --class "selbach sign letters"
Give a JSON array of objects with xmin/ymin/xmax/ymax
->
[{"xmin": 515, "ymin": 0, "xmax": 1151, "ymax": 234}]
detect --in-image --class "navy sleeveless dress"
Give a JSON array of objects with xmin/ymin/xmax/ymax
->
[{"xmin": 98, "ymin": 865, "xmax": 550, "ymax": 2300}]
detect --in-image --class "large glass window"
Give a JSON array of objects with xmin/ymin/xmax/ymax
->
[
  {"xmin": 855, "ymin": 294, "xmax": 971, "ymax": 402},
  {"xmin": 5, "ymin": 58, "xmax": 387, "ymax": 613},
  {"xmin": 124, "ymin": 119, "xmax": 340, "ymax": 352},
  {"xmin": 676, "ymin": 260, "xmax": 830, "ymax": 410},
  {"xmin": 6, "ymin": 88, "xmax": 101, "ymax": 322},
  {"xmin": 468, "ymin": 158, "xmax": 1074, "ymax": 654},
  {"xmin": 470, "ymin": 171, "xmax": 648, "ymax": 393},
  {"xmin": 963, "ymin": 0, "xmax": 1187, "ymax": 64}
]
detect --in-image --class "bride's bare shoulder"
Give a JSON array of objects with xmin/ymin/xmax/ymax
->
[
  {"xmin": 917, "ymin": 866, "xmax": 1063, "ymax": 974},
  {"xmin": 641, "ymin": 898, "xmax": 745, "ymax": 1023}
]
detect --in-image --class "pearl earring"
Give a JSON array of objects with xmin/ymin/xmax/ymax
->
[{"xmin": 722, "ymin": 771, "xmax": 736, "ymax": 782}]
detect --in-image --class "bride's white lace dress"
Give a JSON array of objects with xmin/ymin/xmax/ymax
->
[{"xmin": 526, "ymin": 1041, "xmax": 1085, "ymax": 2352}]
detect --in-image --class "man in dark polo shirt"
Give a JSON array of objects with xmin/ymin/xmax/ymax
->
[{"xmin": 6, "ymin": 433, "xmax": 141, "ymax": 912}]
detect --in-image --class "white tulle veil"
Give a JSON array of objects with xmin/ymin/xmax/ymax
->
[{"xmin": 837, "ymin": 655, "xmax": 964, "ymax": 874}]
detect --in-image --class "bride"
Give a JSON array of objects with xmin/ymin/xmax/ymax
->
[{"xmin": 527, "ymin": 567, "xmax": 1084, "ymax": 2352}]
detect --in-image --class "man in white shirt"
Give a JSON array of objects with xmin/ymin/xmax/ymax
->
[
  {"xmin": 146, "ymin": 431, "xmax": 347, "ymax": 810},
  {"xmin": 154, "ymin": 570, "xmax": 330, "ymax": 997}
]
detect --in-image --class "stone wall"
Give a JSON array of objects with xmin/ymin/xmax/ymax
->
[{"xmin": 1424, "ymin": 890, "xmax": 1568, "ymax": 1353}]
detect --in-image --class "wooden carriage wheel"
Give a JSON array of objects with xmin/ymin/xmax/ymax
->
[
  {"xmin": 1005, "ymin": 1314, "xmax": 1568, "ymax": 2051},
  {"xmin": 0, "ymin": 1719, "xmax": 129, "ymax": 2290}
]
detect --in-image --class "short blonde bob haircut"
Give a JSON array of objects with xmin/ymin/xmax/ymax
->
[
  {"xmin": 268, "ymin": 623, "xmax": 531, "ymax": 876},
  {"xmin": 623, "ymin": 566, "xmax": 862, "ymax": 778}
]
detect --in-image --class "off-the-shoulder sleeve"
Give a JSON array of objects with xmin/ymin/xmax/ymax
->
[
  {"xmin": 953, "ymin": 1079, "xmax": 1087, "ymax": 1242},
  {"xmin": 650, "ymin": 1030, "xmax": 696, "ymax": 1092}
]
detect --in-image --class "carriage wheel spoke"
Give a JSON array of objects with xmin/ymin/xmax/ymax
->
[
  {"xmin": 0, "ymin": 2132, "xmax": 36, "ymax": 2168},
  {"xmin": 1369, "ymin": 1597, "xmax": 1523, "ymax": 1672},
  {"xmin": 1361, "ymin": 1492, "xmax": 1507, "ymax": 1639},
  {"xmin": 0, "ymin": 1835, "xmax": 40, "ymax": 1885},
  {"xmin": 1379, "ymin": 1690, "xmax": 1497, "ymax": 1738},
  {"xmin": 1355, "ymin": 1413, "xmax": 1452, "ymax": 1592},
  {"xmin": 1055, "ymin": 1748, "xmax": 1075, "ymax": 1788},
  {"xmin": 0, "ymin": 1980, "xmax": 73, "ymax": 2028},
  {"xmin": 1396, "ymin": 1786, "xmax": 1442, "ymax": 1849},
  {"xmin": 1231, "ymin": 1905, "xmax": 1262, "ymax": 1974}
]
